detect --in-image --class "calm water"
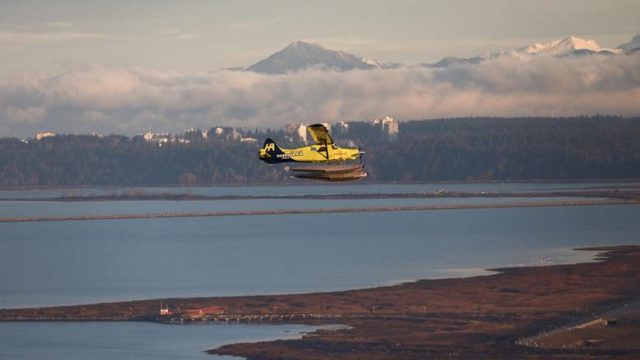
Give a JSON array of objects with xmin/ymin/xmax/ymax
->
[
  {"xmin": 0, "ymin": 181, "xmax": 637, "ymax": 200},
  {"xmin": 0, "ymin": 322, "xmax": 318, "ymax": 359},
  {"xmin": 0, "ymin": 196, "xmax": 595, "ymax": 218},
  {"xmin": 1, "ymin": 184, "xmax": 639, "ymax": 359}
]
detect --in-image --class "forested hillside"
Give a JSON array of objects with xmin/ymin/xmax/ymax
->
[
  {"xmin": 1, "ymin": 117, "xmax": 639, "ymax": 186},
  {"xmin": 361, "ymin": 117, "xmax": 640, "ymax": 182}
]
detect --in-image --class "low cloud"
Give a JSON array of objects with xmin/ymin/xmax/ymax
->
[
  {"xmin": 4, "ymin": 106, "xmax": 47, "ymax": 123},
  {"xmin": 1, "ymin": 53, "xmax": 639, "ymax": 137}
]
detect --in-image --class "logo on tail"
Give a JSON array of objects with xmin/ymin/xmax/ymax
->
[
  {"xmin": 264, "ymin": 142, "xmax": 275, "ymax": 152},
  {"xmin": 259, "ymin": 138, "xmax": 290, "ymax": 163}
]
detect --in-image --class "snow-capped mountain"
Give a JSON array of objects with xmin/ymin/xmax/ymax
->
[
  {"xmin": 362, "ymin": 57, "xmax": 401, "ymax": 69},
  {"xmin": 424, "ymin": 35, "xmax": 630, "ymax": 68},
  {"xmin": 246, "ymin": 35, "xmax": 638, "ymax": 73},
  {"xmin": 516, "ymin": 36, "xmax": 620, "ymax": 56},
  {"xmin": 617, "ymin": 34, "xmax": 640, "ymax": 53},
  {"xmin": 246, "ymin": 41, "xmax": 398, "ymax": 74}
]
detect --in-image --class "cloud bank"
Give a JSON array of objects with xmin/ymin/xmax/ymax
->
[{"xmin": 1, "ymin": 53, "xmax": 639, "ymax": 137}]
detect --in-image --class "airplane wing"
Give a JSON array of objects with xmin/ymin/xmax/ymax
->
[{"xmin": 307, "ymin": 124, "xmax": 334, "ymax": 146}]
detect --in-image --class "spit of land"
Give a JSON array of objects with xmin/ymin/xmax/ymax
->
[{"xmin": 2, "ymin": 246, "xmax": 640, "ymax": 359}]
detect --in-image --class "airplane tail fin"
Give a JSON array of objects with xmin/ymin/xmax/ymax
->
[{"xmin": 259, "ymin": 138, "xmax": 285, "ymax": 163}]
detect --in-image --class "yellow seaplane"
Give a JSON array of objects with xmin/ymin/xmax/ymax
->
[{"xmin": 258, "ymin": 124, "xmax": 367, "ymax": 181}]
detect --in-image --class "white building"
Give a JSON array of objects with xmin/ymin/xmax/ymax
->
[
  {"xmin": 35, "ymin": 131, "xmax": 56, "ymax": 141},
  {"xmin": 143, "ymin": 132, "xmax": 171, "ymax": 145},
  {"xmin": 159, "ymin": 301, "xmax": 172, "ymax": 316},
  {"xmin": 373, "ymin": 116, "xmax": 399, "ymax": 140},
  {"xmin": 296, "ymin": 123, "xmax": 308, "ymax": 144},
  {"xmin": 240, "ymin": 137, "xmax": 257, "ymax": 144},
  {"xmin": 285, "ymin": 123, "xmax": 308, "ymax": 144}
]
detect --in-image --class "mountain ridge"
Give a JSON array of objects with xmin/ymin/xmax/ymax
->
[
  {"xmin": 245, "ymin": 35, "xmax": 639, "ymax": 73},
  {"xmin": 517, "ymin": 35, "xmax": 617, "ymax": 56},
  {"xmin": 246, "ymin": 40, "xmax": 397, "ymax": 74},
  {"xmin": 617, "ymin": 34, "xmax": 640, "ymax": 53},
  {"xmin": 424, "ymin": 35, "xmax": 631, "ymax": 68}
]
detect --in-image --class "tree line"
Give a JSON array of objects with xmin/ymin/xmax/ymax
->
[{"xmin": 0, "ymin": 116, "xmax": 639, "ymax": 186}]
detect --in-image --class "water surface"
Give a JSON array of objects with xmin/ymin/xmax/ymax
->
[
  {"xmin": 1, "ymin": 184, "xmax": 639, "ymax": 359},
  {"xmin": 0, "ymin": 322, "xmax": 316, "ymax": 360},
  {"xmin": 0, "ymin": 196, "xmax": 595, "ymax": 218},
  {"xmin": 1, "ymin": 202, "xmax": 637, "ymax": 308},
  {"xmin": 1, "ymin": 181, "xmax": 637, "ymax": 200}
]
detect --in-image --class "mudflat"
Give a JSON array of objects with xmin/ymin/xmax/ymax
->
[{"xmin": 2, "ymin": 246, "xmax": 639, "ymax": 359}]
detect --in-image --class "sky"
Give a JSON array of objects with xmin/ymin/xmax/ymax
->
[{"xmin": 0, "ymin": 0, "xmax": 639, "ymax": 137}]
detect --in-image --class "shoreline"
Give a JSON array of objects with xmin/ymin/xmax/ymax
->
[
  {"xmin": 1, "ymin": 197, "xmax": 638, "ymax": 223},
  {"xmin": 1, "ymin": 188, "xmax": 639, "ymax": 202},
  {"xmin": 2, "ymin": 246, "xmax": 640, "ymax": 359},
  {"xmin": 1, "ymin": 178, "xmax": 639, "ymax": 191}
]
